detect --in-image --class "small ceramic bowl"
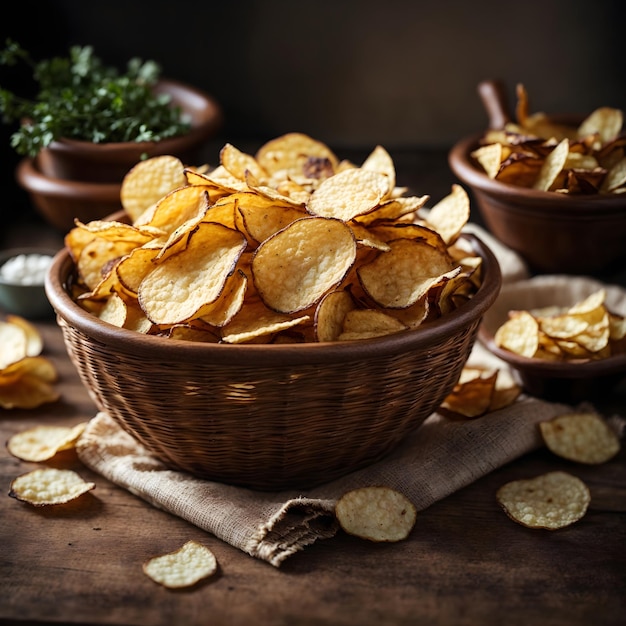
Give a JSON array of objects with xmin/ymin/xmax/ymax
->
[
  {"xmin": 15, "ymin": 158, "xmax": 123, "ymax": 232},
  {"xmin": 478, "ymin": 275, "xmax": 626, "ymax": 403},
  {"xmin": 448, "ymin": 133, "xmax": 626, "ymax": 277},
  {"xmin": 0, "ymin": 247, "xmax": 59, "ymax": 319}
]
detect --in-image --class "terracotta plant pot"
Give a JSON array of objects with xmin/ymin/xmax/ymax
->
[{"xmin": 33, "ymin": 79, "xmax": 223, "ymax": 183}]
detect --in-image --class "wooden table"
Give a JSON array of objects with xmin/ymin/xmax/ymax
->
[{"xmin": 2, "ymin": 147, "xmax": 626, "ymax": 625}]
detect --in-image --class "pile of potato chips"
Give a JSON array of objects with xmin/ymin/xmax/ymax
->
[
  {"xmin": 64, "ymin": 133, "xmax": 483, "ymax": 343},
  {"xmin": 472, "ymin": 84, "xmax": 626, "ymax": 195},
  {"xmin": 493, "ymin": 288, "xmax": 626, "ymax": 361},
  {"xmin": 0, "ymin": 314, "xmax": 60, "ymax": 409}
]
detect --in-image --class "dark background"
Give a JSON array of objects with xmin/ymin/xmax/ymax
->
[{"xmin": 2, "ymin": 0, "xmax": 626, "ymax": 232}]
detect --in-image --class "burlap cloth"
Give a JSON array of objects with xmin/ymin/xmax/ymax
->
[{"xmin": 74, "ymin": 225, "xmax": 617, "ymax": 567}]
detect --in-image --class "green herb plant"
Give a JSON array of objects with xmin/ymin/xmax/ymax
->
[{"xmin": 0, "ymin": 40, "xmax": 191, "ymax": 157}]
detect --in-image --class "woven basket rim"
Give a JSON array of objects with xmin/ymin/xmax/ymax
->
[{"xmin": 45, "ymin": 232, "xmax": 501, "ymax": 365}]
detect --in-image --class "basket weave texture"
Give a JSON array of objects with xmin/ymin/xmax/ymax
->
[{"xmin": 47, "ymin": 234, "xmax": 501, "ymax": 491}]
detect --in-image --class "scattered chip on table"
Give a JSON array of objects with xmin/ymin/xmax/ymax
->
[
  {"xmin": 143, "ymin": 540, "xmax": 218, "ymax": 589},
  {"xmin": 335, "ymin": 486, "xmax": 417, "ymax": 542},
  {"xmin": 9, "ymin": 468, "xmax": 95, "ymax": 506},
  {"xmin": 496, "ymin": 471, "xmax": 590, "ymax": 530},
  {"xmin": 539, "ymin": 411, "xmax": 621, "ymax": 464},
  {"xmin": 7, "ymin": 423, "xmax": 87, "ymax": 462}
]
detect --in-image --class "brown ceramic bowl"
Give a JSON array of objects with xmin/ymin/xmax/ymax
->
[
  {"xmin": 448, "ymin": 132, "xmax": 626, "ymax": 277},
  {"xmin": 35, "ymin": 79, "xmax": 223, "ymax": 183},
  {"xmin": 15, "ymin": 157, "xmax": 123, "ymax": 232},
  {"xmin": 478, "ymin": 275, "xmax": 626, "ymax": 403}
]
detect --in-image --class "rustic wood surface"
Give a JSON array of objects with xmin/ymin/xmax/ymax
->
[
  {"xmin": 1, "ymin": 316, "xmax": 625, "ymax": 626},
  {"xmin": 2, "ymin": 147, "xmax": 626, "ymax": 625}
]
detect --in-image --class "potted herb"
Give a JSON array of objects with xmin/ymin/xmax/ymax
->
[{"xmin": 0, "ymin": 40, "xmax": 222, "ymax": 183}]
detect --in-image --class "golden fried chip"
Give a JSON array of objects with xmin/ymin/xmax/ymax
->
[
  {"xmin": 9, "ymin": 468, "xmax": 95, "ymax": 506},
  {"xmin": 220, "ymin": 142, "xmax": 268, "ymax": 182},
  {"xmin": 7, "ymin": 423, "xmax": 87, "ymax": 462},
  {"xmin": 539, "ymin": 412, "xmax": 621, "ymax": 464},
  {"xmin": 0, "ymin": 320, "xmax": 28, "ymax": 368},
  {"xmin": 494, "ymin": 310, "xmax": 539, "ymax": 358},
  {"xmin": 439, "ymin": 369, "xmax": 498, "ymax": 419},
  {"xmin": 423, "ymin": 184, "xmax": 470, "ymax": 244},
  {"xmin": 471, "ymin": 143, "xmax": 503, "ymax": 179},
  {"xmin": 121, "ymin": 155, "xmax": 187, "ymax": 223},
  {"xmin": 251, "ymin": 217, "xmax": 357, "ymax": 313},
  {"xmin": 337, "ymin": 308, "xmax": 407, "ymax": 341},
  {"xmin": 335, "ymin": 486, "xmax": 417, "ymax": 542},
  {"xmin": 533, "ymin": 138, "xmax": 569, "ymax": 191},
  {"xmin": 357, "ymin": 239, "xmax": 457, "ymax": 309},
  {"xmin": 143, "ymin": 541, "xmax": 217, "ymax": 589},
  {"xmin": 496, "ymin": 471, "xmax": 590, "ymax": 530},
  {"xmin": 138, "ymin": 222, "xmax": 247, "ymax": 325},
  {"xmin": 577, "ymin": 107, "xmax": 623, "ymax": 145},
  {"xmin": 4, "ymin": 315, "xmax": 43, "ymax": 356},
  {"xmin": 315, "ymin": 289, "xmax": 357, "ymax": 342},
  {"xmin": 306, "ymin": 168, "xmax": 390, "ymax": 221},
  {"xmin": 255, "ymin": 132, "xmax": 339, "ymax": 177},
  {"xmin": 361, "ymin": 144, "xmax": 396, "ymax": 190}
]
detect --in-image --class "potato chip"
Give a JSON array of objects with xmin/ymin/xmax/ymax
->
[
  {"xmin": 335, "ymin": 486, "xmax": 417, "ymax": 542},
  {"xmin": 358, "ymin": 239, "xmax": 457, "ymax": 309},
  {"xmin": 533, "ymin": 138, "xmax": 569, "ymax": 191},
  {"xmin": 0, "ymin": 320, "xmax": 28, "ymax": 368},
  {"xmin": 252, "ymin": 217, "xmax": 357, "ymax": 313},
  {"xmin": 121, "ymin": 155, "xmax": 187, "ymax": 222},
  {"xmin": 422, "ymin": 184, "xmax": 470, "ymax": 244},
  {"xmin": 337, "ymin": 308, "xmax": 407, "ymax": 341},
  {"xmin": 471, "ymin": 143, "xmax": 503, "ymax": 179},
  {"xmin": 314, "ymin": 289, "xmax": 357, "ymax": 342},
  {"xmin": 220, "ymin": 142, "xmax": 268, "ymax": 182},
  {"xmin": 361, "ymin": 144, "xmax": 396, "ymax": 189},
  {"xmin": 577, "ymin": 107, "xmax": 624, "ymax": 145},
  {"xmin": 139, "ymin": 222, "xmax": 247, "ymax": 325},
  {"xmin": 494, "ymin": 310, "xmax": 540, "ymax": 358},
  {"xmin": 143, "ymin": 541, "xmax": 217, "ymax": 589},
  {"xmin": 307, "ymin": 168, "xmax": 390, "ymax": 221},
  {"xmin": 255, "ymin": 132, "xmax": 339, "ymax": 178},
  {"xmin": 8, "ymin": 423, "xmax": 87, "ymax": 462},
  {"xmin": 4, "ymin": 315, "xmax": 43, "ymax": 356},
  {"xmin": 539, "ymin": 412, "xmax": 621, "ymax": 464},
  {"xmin": 9, "ymin": 468, "xmax": 95, "ymax": 506},
  {"xmin": 496, "ymin": 471, "xmax": 590, "ymax": 530}
]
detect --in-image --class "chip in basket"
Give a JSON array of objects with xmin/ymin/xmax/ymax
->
[{"xmin": 65, "ymin": 132, "xmax": 484, "ymax": 344}]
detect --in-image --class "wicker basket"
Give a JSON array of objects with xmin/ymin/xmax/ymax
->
[{"xmin": 45, "ymin": 234, "xmax": 501, "ymax": 490}]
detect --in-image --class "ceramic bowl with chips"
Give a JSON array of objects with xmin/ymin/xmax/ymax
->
[
  {"xmin": 478, "ymin": 275, "xmax": 626, "ymax": 403},
  {"xmin": 448, "ymin": 80, "xmax": 626, "ymax": 276},
  {"xmin": 449, "ymin": 134, "xmax": 626, "ymax": 277},
  {"xmin": 0, "ymin": 247, "xmax": 58, "ymax": 319}
]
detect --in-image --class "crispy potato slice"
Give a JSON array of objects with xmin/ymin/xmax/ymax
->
[
  {"xmin": 315, "ymin": 289, "xmax": 357, "ymax": 342},
  {"xmin": 423, "ymin": 184, "xmax": 470, "ymax": 244},
  {"xmin": 0, "ymin": 320, "xmax": 28, "ymax": 369},
  {"xmin": 9, "ymin": 468, "xmax": 95, "ymax": 506},
  {"xmin": 8, "ymin": 423, "xmax": 87, "ymax": 462},
  {"xmin": 138, "ymin": 222, "xmax": 246, "ymax": 325},
  {"xmin": 335, "ymin": 486, "xmax": 417, "ymax": 542},
  {"xmin": 307, "ymin": 168, "xmax": 390, "ymax": 221},
  {"xmin": 252, "ymin": 217, "xmax": 356, "ymax": 313},
  {"xmin": 496, "ymin": 471, "xmax": 590, "ymax": 530},
  {"xmin": 494, "ymin": 310, "xmax": 540, "ymax": 358},
  {"xmin": 533, "ymin": 138, "xmax": 570, "ymax": 191},
  {"xmin": 143, "ymin": 541, "xmax": 217, "ymax": 589},
  {"xmin": 539, "ymin": 412, "xmax": 621, "ymax": 464}
]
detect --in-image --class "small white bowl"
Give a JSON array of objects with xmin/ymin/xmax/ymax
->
[{"xmin": 0, "ymin": 247, "xmax": 59, "ymax": 319}]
